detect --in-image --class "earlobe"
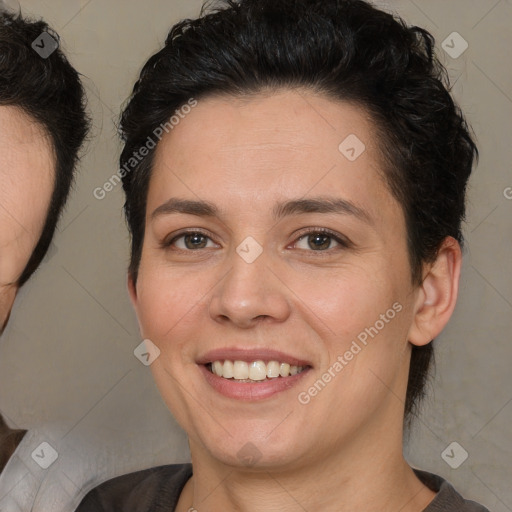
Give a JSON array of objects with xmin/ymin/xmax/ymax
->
[
  {"xmin": 127, "ymin": 274, "xmax": 145, "ymax": 337},
  {"xmin": 127, "ymin": 274, "xmax": 138, "ymax": 312},
  {"xmin": 408, "ymin": 236, "xmax": 462, "ymax": 347}
]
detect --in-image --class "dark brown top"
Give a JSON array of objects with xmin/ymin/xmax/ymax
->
[{"xmin": 0, "ymin": 414, "xmax": 26, "ymax": 473}]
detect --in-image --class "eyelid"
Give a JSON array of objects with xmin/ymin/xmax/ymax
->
[
  {"xmin": 161, "ymin": 228, "xmax": 219, "ymax": 249},
  {"xmin": 162, "ymin": 227, "xmax": 351, "ymax": 253},
  {"xmin": 290, "ymin": 227, "xmax": 351, "ymax": 251}
]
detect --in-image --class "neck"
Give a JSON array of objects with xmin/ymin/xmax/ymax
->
[
  {"xmin": 178, "ymin": 410, "xmax": 435, "ymax": 512},
  {"xmin": 0, "ymin": 414, "xmax": 27, "ymax": 473}
]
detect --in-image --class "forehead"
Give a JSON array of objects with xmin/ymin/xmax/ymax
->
[
  {"xmin": 148, "ymin": 90, "xmax": 397, "ymax": 224},
  {"xmin": 0, "ymin": 105, "xmax": 54, "ymax": 199},
  {"xmin": 0, "ymin": 106, "xmax": 55, "ymax": 282},
  {"xmin": 0, "ymin": 106, "xmax": 54, "ymax": 180},
  {"xmin": 0, "ymin": 105, "xmax": 51, "ymax": 145}
]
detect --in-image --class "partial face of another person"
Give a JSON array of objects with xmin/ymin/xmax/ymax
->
[
  {"xmin": 129, "ymin": 90, "xmax": 445, "ymax": 471},
  {"xmin": 0, "ymin": 106, "xmax": 54, "ymax": 332}
]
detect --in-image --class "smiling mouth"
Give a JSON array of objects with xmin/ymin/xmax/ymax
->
[{"xmin": 206, "ymin": 359, "xmax": 309, "ymax": 382}]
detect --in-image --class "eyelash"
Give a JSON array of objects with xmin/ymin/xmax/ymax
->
[{"xmin": 161, "ymin": 227, "xmax": 351, "ymax": 255}]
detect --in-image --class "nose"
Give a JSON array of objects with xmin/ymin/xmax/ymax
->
[{"xmin": 208, "ymin": 244, "xmax": 291, "ymax": 329}]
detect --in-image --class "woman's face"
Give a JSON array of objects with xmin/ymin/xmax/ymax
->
[
  {"xmin": 131, "ymin": 90, "xmax": 423, "ymax": 470},
  {"xmin": 0, "ymin": 106, "xmax": 54, "ymax": 332}
]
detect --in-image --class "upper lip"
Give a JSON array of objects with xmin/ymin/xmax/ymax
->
[{"xmin": 196, "ymin": 347, "xmax": 312, "ymax": 367}]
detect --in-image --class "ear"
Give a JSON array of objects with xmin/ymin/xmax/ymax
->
[
  {"xmin": 408, "ymin": 236, "xmax": 462, "ymax": 347},
  {"xmin": 127, "ymin": 273, "xmax": 138, "ymax": 310},
  {"xmin": 127, "ymin": 274, "xmax": 143, "ymax": 336}
]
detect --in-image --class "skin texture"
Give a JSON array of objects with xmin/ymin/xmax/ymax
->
[
  {"xmin": 0, "ymin": 106, "xmax": 54, "ymax": 332},
  {"xmin": 129, "ymin": 90, "xmax": 461, "ymax": 511},
  {"xmin": 0, "ymin": 106, "xmax": 54, "ymax": 471}
]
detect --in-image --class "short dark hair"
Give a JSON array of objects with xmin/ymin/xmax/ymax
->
[
  {"xmin": 0, "ymin": 11, "xmax": 89, "ymax": 286},
  {"xmin": 118, "ymin": 0, "xmax": 478, "ymax": 422}
]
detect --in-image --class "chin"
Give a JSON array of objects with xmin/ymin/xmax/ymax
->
[{"xmin": 193, "ymin": 424, "xmax": 307, "ymax": 471}]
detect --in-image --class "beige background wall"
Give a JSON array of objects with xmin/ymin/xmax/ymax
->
[{"xmin": 0, "ymin": 0, "xmax": 510, "ymax": 509}]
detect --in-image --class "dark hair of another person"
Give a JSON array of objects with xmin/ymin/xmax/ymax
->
[
  {"xmin": 0, "ymin": 10, "xmax": 88, "ymax": 472},
  {"xmin": 0, "ymin": 415, "xmax": 25, "ymax": 471},
  {"xmin": 118, "ymin": 0, "xmax": 478, "ymax": 424},
  {"xmin": 0, "ymin": 11, "xmax": 89, "ymax": 286}
]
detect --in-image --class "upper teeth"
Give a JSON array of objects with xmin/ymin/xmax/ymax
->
[{"xmin": 210, "ymin": 360, "xmax": 305, "ymax": 381}]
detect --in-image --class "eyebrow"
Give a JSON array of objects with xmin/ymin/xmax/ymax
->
[{"xmin": 151, "ymin": 196, "xmax": 373, "ymax": 225}]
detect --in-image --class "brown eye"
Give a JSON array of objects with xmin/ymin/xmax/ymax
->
[
  {"xmin": 182, "ymin": 233, "xmax": 208, "ymax": 249},
  {"xmin": 306, "ymin": 233, "xmax": 332, "ymax": 250},
  {"xmin": 294, "ymin": 230, "xmax": 346, "ymax": 252},
  {"xmin": 164, "ymin": 231, "xmax": 216, "ymax": 250}
]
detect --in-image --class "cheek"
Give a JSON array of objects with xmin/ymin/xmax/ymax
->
[
  {"xmin": 135, "ymin": 263, "xmax": 211, "ymax": 350},
  {"xmin": 0, "ymin": 176, "xmax": 52, "ymax": 285},
  {"xmin": 289, "ymin": 262, "xmax": 409, "ymax": 397},
  {"xmin": 0, "ymin": 285, "xmax": 17, "ymax": 329},
  {"xmin": 0, "ymin": 237, "xmax": 33, "ymax": 287},
  {"xmin": 289, "ymin": 260, "xmax": 400, "ymax": 335}
]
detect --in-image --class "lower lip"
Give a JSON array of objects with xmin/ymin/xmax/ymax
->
[{"xmin": 199, "ymin": 364, "xmax": 311, "ymax": 400}]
